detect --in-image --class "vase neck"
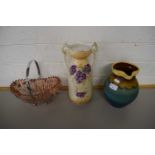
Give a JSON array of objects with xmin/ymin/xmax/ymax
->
[{"xmin": 73, "ymin": 58, "xmax": 89, "ymax": 67}]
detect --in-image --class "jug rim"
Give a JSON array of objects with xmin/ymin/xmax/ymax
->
[{"xmin": 112, "ymin": 62, "xmax": 139, "ymax": 80}]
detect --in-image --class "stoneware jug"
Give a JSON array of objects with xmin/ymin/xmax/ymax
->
[
  {"xmin": 62, "ymin": 42, "xmax": 97, "ymax": 105},
  {"xmin": 104, "ymin": 62, "xmax": 139, "ymax": 108}
]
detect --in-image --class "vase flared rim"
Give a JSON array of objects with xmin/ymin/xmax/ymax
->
[
  {"xmin": 68, "ymin": 44, "xmax": 91, "ymax": 52},
  {"xmin": 112, "ymin": 62, "xmax": 139, "ymax": 80},
  {"xmin": 63, "ymin": 44, "xmax": 93, "ymax": 59}
]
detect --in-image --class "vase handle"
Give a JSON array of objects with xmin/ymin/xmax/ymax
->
[
  {"xmin": 91, "ymin": 42, "xmax": 97, "ymax": 66},
  {"xmin": 62, "ymin": 43, "xmax": 70, "ymax": 68}
]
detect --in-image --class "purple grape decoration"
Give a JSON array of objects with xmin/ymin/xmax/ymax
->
[
  {"xmin": 70, "ymin": 64, "xmax": 91, "ymax": 83},
  {"xmin": 70, "ymin": 65, "xmax": 76, "ymax": 75},
  {"xmin": 76, "ymin": 92, "xmax": 86, "ymax": 98},
  {"xmin": 75, "ymin": 71, "xmax": 86, "ymax": 83},
  {"xmin": 83, "ymin": 64, "xmax": 91, "ymax": 73}
]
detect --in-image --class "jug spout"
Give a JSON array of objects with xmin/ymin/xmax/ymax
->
[{"xmin": 112, "ymin": 62, "xmax": 139, "ymax": 80}]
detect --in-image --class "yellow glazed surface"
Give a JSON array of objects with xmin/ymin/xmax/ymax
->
[
  {"xmin": 109, "ymin": 74, "xmax": 139, "ymax": 89},
  {"xmin": 70, "ymin": 50, "xmax": 92, "ymax": 59}
]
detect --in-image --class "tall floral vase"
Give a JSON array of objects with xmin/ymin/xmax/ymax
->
[{"xmin": 62, "ymin": 42, "xmax": 97, "ymax": 105}]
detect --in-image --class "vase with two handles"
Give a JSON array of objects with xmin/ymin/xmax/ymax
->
[{"xmin": 62, "ymin": 42, "xmax": 97, "ymax": 105}]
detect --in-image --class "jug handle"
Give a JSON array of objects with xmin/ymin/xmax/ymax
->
[{"xmin": 91, "ymin": 42, "xmax": 97, "ymax": 66}]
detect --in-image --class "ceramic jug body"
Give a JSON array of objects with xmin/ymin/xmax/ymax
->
[
  {"xmin": 62, "ymin": 43, "xmax": 97, "ymax": 105},
  {"xmin": 104, "ymin": 62, "xmax": 139, "ymax": 108}
]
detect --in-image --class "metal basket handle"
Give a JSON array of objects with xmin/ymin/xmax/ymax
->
[
  {"xmin": 25, "ymin": 60, "xmax": 41, "ymax": 103},
  {"xmin": 26, "ymin": 59, "xmax": 41, "ymax": 80}
]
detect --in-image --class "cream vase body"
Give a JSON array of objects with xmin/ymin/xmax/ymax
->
[{"xmin": 62, "ymin": 43, "xmax": 97, "ymax": 105}]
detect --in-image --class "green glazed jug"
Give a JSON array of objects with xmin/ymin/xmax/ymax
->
[{"xmin": 104, "ymin": 62, "xmax": 140, "ymax": 108}]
